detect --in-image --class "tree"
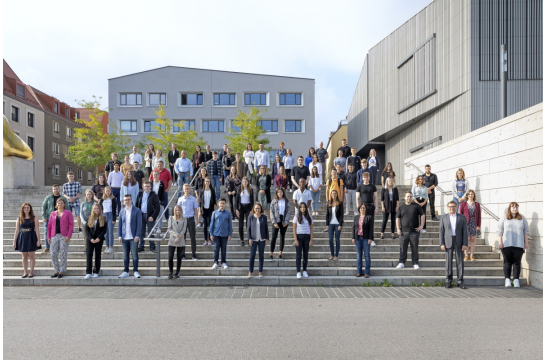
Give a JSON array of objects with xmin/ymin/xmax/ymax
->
[
  {"xmin": 144, "ymin": 104, "xmax": 204, "ymax": 155},
  {"xmin": 225, "ymin": 107, "xmax": 270, "ymax": 160}
]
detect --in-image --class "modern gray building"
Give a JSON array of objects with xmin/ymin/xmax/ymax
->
[
  {"xmin": 347, "ymin": 0, "xmax": 543, "ymax": 183},
  {"xmin": 108, "ymin": 67, "xmax": 315, "ymax": 159}
]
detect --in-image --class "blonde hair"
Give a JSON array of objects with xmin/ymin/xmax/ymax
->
[
  {"xmin": 102, "ymin": 186, "xmax": 115, "ymax": 200},
  {"xmin": 84, "ymin": 189, "xmax": 95, "ymax": 200},
  {"xmin": 87, "ymin": 204, "xmax": 105, "ymax": 227},
  {"xmin": 455, "ymin": 168, "xmax": 465, "ymax": 180},
  {"xmin": 173, "ymin": 205, "xmax": 183, "ymax": 220}
]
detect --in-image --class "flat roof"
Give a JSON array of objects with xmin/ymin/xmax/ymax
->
[{"xmin": 108, "ymin": 66, "xmax": 315, "ymax": 81}]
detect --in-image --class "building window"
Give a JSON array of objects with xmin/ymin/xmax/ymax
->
[
  {"xmin": 244, "ymin": 93, "xmax": 267, "ymax": 105},
  {"xmin": 78, "ymin": 169, "xmax": 83, "ymax": 180},
  {"xmin": 11, "ymin": 106, "xmax": 19, "ymax": 122},
  {"xmin": 54, "ymin": 102, "xmax": 59, "ymax": 113},
  {"xmin": 67, "ymin": 127, "xmax": 73, "ymax": 139},
  {"xmin": 119, "ymin": 120, "xmax": 137, "ymax": 132},
  {"xmin": 65, "ymin": 107, "xmax": 70, "ymax": 118},
  {"xmin": 279, "ymin": 93, "xmax": 302, "ymax": 105},
  {"xmin": 285, "ymin": 120, "xmax": 302, "ymax": 132},
  {"xmin": 75, "ymin": 112, "xmax": 79, "ymax": 119},
  {"xmin": 53, "ymin": 122, "xmax": 60, "ymax": 133},
  {"xmin": 27, "ymin": 113, "xmax": 35, "ymax": 128},
  {"xmin": 213, "ymin": 93, "xmax": 235, "ymax": 106},
  {"xmin": 26, "ymin": 136, "xmax": 35, "ymax": 152},
  {"xmin": 231, "ymin": 121, "xmax": 241, "ymax": 132},
  {"xmin": 149, "ymin": 93, "xmax": 167, "ymax": 106},
  {"xmin": 203, "ymin": 120, "xmax": 224, "ymax": 132},
  {"xmin": 88, "ymin": 171, "xmax": 93, "ymax": 182},
  {"xmin": 258, "ymin": 120, "xmax": 278, "ymax": 132},
  {"xmin": 53, "ymin": 143, "xmax": 60, "ymax": 155},
  {"xmin": 16, "ymin": 84, "xmax": 25, "ymax": 99},
  {"xmin": 120, "ymin": 93, "xmax": 142, "ymax": 106},
  {"xmin": 53, "ymin": 164, "xmax": 60, "ymax": 176},
  {"xmin": 181, "ymin": 93, "xmax": 203, "ymax": 105},
  {"xmin": 173, "ymin": 120, "xmax": 195, "ymax": 132},
  {"xmin": 67, "ymin": 166, "xmax": 73, "ymax": 174},
  {"xmin": 144, "ymin": 120, "xmax": 166, "ymax": 132}
]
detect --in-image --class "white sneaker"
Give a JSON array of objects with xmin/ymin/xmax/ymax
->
[
  {"xmin": 413, "ymin": 264, "xmax": 420, "ymax": 270},
  {"xmin": 93, "ymin": 273, "xmax": 98, "ymax": 278},
  {"xmin": 513, "ymin": 279, "xmax": 520, "ymax": 288},
  {"xmin": 103, "ymin": 248, "xmax": 109, "ymax": 253},
  {"xmin": 212, "ymin": 263, "xmax": 218, "ymax": 270},
  {"xmin": 420, "ymin": 229, "xmax": 426, "ymax": 234},
  {"xmin": 118, "ymin": 272, "xmax": 129, "ymax": 278},
  {"xmin": 396, "ymin": 263, "xmax": 405, "ymax": 269},
  {"xmin": 196, "ymin": 223, "xmax": 202, "ymax": 228},
  {"xmin": 134, "ymin": 271, "xmax": 141, "ymax": 278},
  {"xmin": 315, "ymin": 212, "xmax": 319, "ymax": 216},
  {"xmin": 344, "ymin": 211, "xmax": 349, "ymax": 216},
  {"xmin": 371, "ymin": 241, "xmax": 376, "ymax": 246},
  {"xmin": 203, "ymin": 241, "xmax": 208, "ymax": 246},
  {"xmin": 156, "ymin": 229, "xmax": 161, "ymax": 236},
  {"xmin": 505, "ymin": 278, "xmax": 512, "ymax": 287},
  {"xmin": 222, "ymin": 263, "xmax": 228, "ymax": 270},
  {"xmin": 84, "ymin": 274, "xmax": 92, "ymax": 280},
  {"xmin": 109, "ymin": 248, "xmax": 115, "ymax": 253},
  {"xmin": 296, "ymin": 272, "xmax": 302, "ymax": 279},
  {"xmin": 303, "ymin": 271, "xmax": 309, "ymax": 278}
]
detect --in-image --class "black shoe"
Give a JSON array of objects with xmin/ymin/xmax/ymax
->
[
  {"xmin": 174, "ymin": 273, "xmax": 180, "ymax": 278},
  {"xmin": 445, "ymin": 282, "xmax": 451, "ymax": 288},
  {"xmin": 269, "ymin": 255, "xmax": 274, "ymax": 261},
  {"xmin": 457, "ymin": 283, "xmax": 467, "ymax": 289},
  {"xmin": 57, "ymin": 273, "xmax": 63, "ymax": 279},
  {"xmin": 241, "ymin": 241, "xmax": 245, "ymax": 246},
  {"xmin": 151, "ymin": 249, "xmax": 157, "ymax": 253},
  {"xmin": 78, "ymin": 228, "xmax": 83, "ymax": 233},
  {"xmin": 380, "ymin": 234, "xmax": 384, "ymax": 239},
  {"xmin": 22, "ymin": 274, "xmax": 28, "ymax": 278},
  {"xmin": 168, "ymin": 273, "xmax": 173, "ymax": 279},
  {"xmin": 182, "ymin": 256, "xmax": 186, "ymax": 260},
  {"xmin": 28, "ymin": 275, "xmax": 33, "ymax": 278},
  {"xmin": 432, "ymin": 217, "xmax": 439, "ymax": 221},
  {"xmin": 51, "ymin": 273, "xmax": 59, "ymax": 278},
  {"xmin": 137, "ymin": 248, "xmax": 144, "ymax": 252},
  {"xmin": 279, "ymin": 255, "xmax": 283, "ymax": 260}
]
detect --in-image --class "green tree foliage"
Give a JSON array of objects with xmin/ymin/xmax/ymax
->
[
  {"xmin": 143, "ymin": 105, "xmax": 204, "ymax": 155},
  {"xmin": 225, "ymin": 107, "xmax": 270, "ymax": 160}
]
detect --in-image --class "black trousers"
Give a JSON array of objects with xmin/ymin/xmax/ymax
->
[
  {"xmin": 228, "ymin": 193, "xmax": 236, "ymax": 216},
  {"xmin": 285, "ymin": 169, "xmax": 292, "ymax": 190},
  {"xmin": 399, "ymin": 231, "xmax": 420, "ymax": 265},
  {"xmin": 428, "ymin": 190, "xmax": 436, "ymax": 217},
  {"xmin": 416, "ymin": 198, "xmax": 427, "ymax": 229},
  {"xmin": 183, "ymin": 217, "xmax": 197, "ymax": 257},
  {"xmin": 381, "ymin": 212, "xmax": 396, "ymax": 233},
  {"xmin": 445, "ymin": 237, "xmax": 464, "ymax": 283},
  {"xmin": 238, "ymin": 203, "xmax": 252, "ymax": 242},
  {"xmin": 86, "ymin": 238, "xmax": 104, "ymax": 275},
  {"xmin": 502, "ymin": 247, "xmax": 524, "ymax": 279},
  {"xmin": 170, "ymin": 165, "xmax": 178, "ymax": 183},
  {"xmin": 271, "ymin": 215, "xmax": 288, "ymax": 252},
  {"xmin": 296, "ymin": 234, "xmax": 311, "ymax": 272},
  {"xmin": 168, "ymin": 246, "xmax": 184, "ymax": 274},
  {"xmin": 146, "ymin": 167, "xmax": 152, "ymax": 178},
  {"xmin": 202, "ymin": 207, "xmax": 213, "ymax": 241}
]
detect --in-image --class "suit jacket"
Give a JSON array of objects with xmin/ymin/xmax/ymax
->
[
  {"xmin": 135, "ymin": 191, "xmax": 161, "ymax": 220},
  {"xmin": 167, "ymin": 216, "xmax": 187, "ymax": 247},
  {"xmin": 198, "ymin": 188, "xmax": 217, "ymax": 210},
  {"xmin": 439, "ymin": 213, "xmax": 468, "ymax": 248},
  {"xmin": 236, "ymin": 188, "xmax": 255, "ymax": 211},
  {"xmin": 351, "ymin": 214, "xmax": 374, "ymax": 240},
  {"xmin": 271, "ymin": 162, "xmax": 284, "ymax": 179},
  {"xmin": 85, "ymin": 219, "xmax": 107, "ymax": 241},
  {"xmin": 117, "ymin": 206, "xmax": 143, "ymax": 240},
  {"xmin": 326, "ymin": 202, "xmax": 344, "ymax": 226},
  {"xmin": 168, "ymin": 150, "xmax": 180, "ymax": 166},
  {"xmin": 151, "ymin": 180, "xmax": 165, "ymax": 202},
  {"xmin": 381, "ymin": 187, "xmax": 399, "ymax": 213},
  {"xmin": 270, "ymin": 198, "xmax": 291, "ymax": 225}
]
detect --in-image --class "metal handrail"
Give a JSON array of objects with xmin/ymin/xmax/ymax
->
[
  {"xmin": 144, "ymin": 162, "xmax": 208, "ymax": 277},
  {"xmin": 404, "ymin": 161, "xmax": 501, "ymax": 221}
]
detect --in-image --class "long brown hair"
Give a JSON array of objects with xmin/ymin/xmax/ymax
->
[
  {"xmin": 275, "ymin": 187, "xmax": 287, "ymax": 202},
  {"xmin": 328, "ymin": 190, "xmax": 340, "ymax": 207},
  {"xmin": 19, "ymin": 203, "xmax": 35, "ymax": 224},
  {"xmin": 123, "ymin": 171, "xmax": 138, "ymax": 187},
  {"xmin": 311, "ymin": 166, "xmax": 320, "ymax": 178},
  {"xmin": 297, "ymin": 202, "xmax": 312, "ymax": 225},
  {"xmin": 87, "ymin": 203, "xmax": 106, "ymax": 227},
  {"xmin": 506, "ymin": 202, "xmax": 523, "ymax": 220},
  {"xmin": 464, "ymin": 189, "xmax": 477, "ymax": 202},
  {"xmin": 145, "ymin": 144, "xmax": 155, "ymax": 156},
  {"xmin": 199, "ymin": 167, "xmax": 209, "ymax": 179},
  {"xmin": 95, "ymin": 173, "xmax": 106, "ymax": 185},
  {"xmin": 383, "ymin": 162, "xmax": 394, "ymax": 177},
  {"xmin": 240, "ymin": 176, "xmax": 252, "ymax": 194}
]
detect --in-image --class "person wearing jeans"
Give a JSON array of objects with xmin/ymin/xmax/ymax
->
[
  {"xmin": 209, "ymin": 198, "xmax": 233, "ymax": 270},
  {"xmin": 396, "ymin": 192, "xmax": 425, "ymax": 270},
  {"xmin": 177, "ymin": 184, "xmax": 200, "ymax": 260},
  {"xmin": 308, "ymin": 166, "xmax": 321, "ymax": 215},
  {"xmin": 344, "ymin": 164, "xmax": 358, "ymax": 216},
  {"xmin": 247, "ymin": 203, "xmax": 269, "ymax": 278},
  {"xmin": 451, "ymin": 168, "xmax": 469, "ymax": 213},
  {"xmin": 352, "ymin": 203, "xmax": 374, "ymax": 277},
  {"xmin": 326, "ymin": 190, "xmax": 344, "ymax": 260},
  {"xmin": 174, "ymin": 150, "xmax": 193, "ymax": 198},
  {"xmin": 99, "ymin": 186, "xmax": 117, "ymax": 254},
  {"xmin": 293, "ymin": 202, "xmax": 313, "ymax": 279},
  {"xmin": 41, "ymin": 184, "xmax": 68, "ymax": 252},
  {"xmin": 207, "ymin": 152, "xmax": 223, "ymax": 201},
  {"xmin": 270, "ymin": 188, "xmax": 291, "ymax": 260},
  {"xmin": 118, "ymin": 195, "xmax": 142, "ymax": 279},
  {"xmin": 198, "ymin": 179, "xmax": 217, "ymax": 246}
]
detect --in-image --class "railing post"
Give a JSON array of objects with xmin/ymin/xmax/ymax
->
[{"xmin": 156, "ymin": 239, "xmax": 161, "ymax": 277}]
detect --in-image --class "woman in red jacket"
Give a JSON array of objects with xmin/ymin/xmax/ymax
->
[{"xmin": 459, "ymin": 190, "xmax": 481, "ymax": 261}]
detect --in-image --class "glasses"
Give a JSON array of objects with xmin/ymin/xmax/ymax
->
[{"xmin": 447, "ymin": 205, "xmax": 457, "ymax": 208}]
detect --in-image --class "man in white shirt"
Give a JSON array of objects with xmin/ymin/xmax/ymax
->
[
  {"xmin": 129, "ymin": 146, "xmax": 143, "ymax": 166},
  {"xmin": 107, "ymin": 162, "xmax": 124, "ymax": 215},
  {"xmin": 254, "ymin": 143, "xmax": 270, "ymax": 170},
  {"xmin": 118, "ymin": 195, "xmax": 143, "ymax": 279},
  {"xmin": 174, "ymin": 150, "xmax": 193, "ymax": 197},
  {"xmin": 293, "ymin": 178, "xmax": 312, "ymax": 216}
]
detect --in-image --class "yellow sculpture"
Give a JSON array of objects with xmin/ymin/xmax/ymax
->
[{"xmin": 3, "ymin": 114, "xmax": 33, "ymax": 159}]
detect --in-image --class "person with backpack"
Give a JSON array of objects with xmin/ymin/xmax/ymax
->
[{"xmin": 326, "ymin": 168, "xmax": 344, "ymax": 204}]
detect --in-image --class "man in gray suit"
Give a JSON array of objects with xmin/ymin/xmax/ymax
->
[{"xmin": 440, "ymin": 201, "xmax": 468, "ymax": 289}]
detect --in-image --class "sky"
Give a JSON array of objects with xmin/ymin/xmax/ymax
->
[{"xmin": 3, "ymin": 0, "xmax": 432, "ymax": 146}]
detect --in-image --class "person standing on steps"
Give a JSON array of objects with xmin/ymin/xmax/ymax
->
[
  {"xmin": 225, "ymin": 167, "xmax": 241, "ymax": 219},
  {"xmin": 256, "ymin": 165, "xmax": 272, "ymax": 219},
  {"xmin": 498, "ymin": 202, "xmax": 529, "ymax": 288},
  {"xmin": 222, "ymin": 148, "xmax": 235, "ymax": 190},
  {"xmin": 411, "ymin": 175, "xmax": 428, "ymax": 234},
  {"xmin": 452, "ymin": 168, "xmax": 469, "ymax": 213},
  {"xmin": 344, "ymin": 164, "xmax": 358, "ymax": 216},
  {"xmin": 439, "ymin": 201, "xmax": 468, "ymax": 289},
  {"xmin": 356, "ymin": 172, "xmax": 378, "ymax": 245},
  {"xmin": 293, "ymin": 202, "xmax": 313, "ymax": 279},
  {"xmin": 357, "ymin": 159, "xmax": 374, "ymax": 186},
  {"xmin": 129, "ymin": 146, "xmax": 143, "ymax": 167},
  {"xmin": 309, "ymin": 155, "xmax": 322, "ymax": 183},
  {"xmin": 293, "ymin": 178, "xmax": 312, "ymax": 216},
  {"xmin": 274, "ymin": 166, "xmax": 289, "ymax": 191},
  {"xmin": 217, "ymin": 144, "xmax": 229, "ymax": 162},
  {"xmin": 247, "ymin": 202, "xmax": 269, "ymax": 278},
  {"xmin": 175, "ymin": 150, "xmax": 193, "ymax": 198},
  {"xmin": 459, "ymin": 190, "xmax": 481, "ymax": 261},
  {"xmin": 381, "ymin": 162, "xmax": 396, "ymax": 187},
  {"xmin": 177, "ymin": 184, "xmax": 200, "ymax": 260},
  {"xmin": 309, "ymin": 166, "xmax": 321, "ymax": 216},
  {"xmin": 132, "ymin": 162, "xmax": 145, "ymax": 192},
  {"xmin": 395, "ymin": 192, "xmax": 425, "ymax": 270},
  {"xmin": 275, "ymin": 141, "xmax": 287, "ymax": 159},
  {"xmin": 41, "ymin": 184, "xmax": 68, "ymax": 253},
  {"xmin": 367, "ymin": 149, "xmax": 380, "ymax": 186},
  {"xmin": 209, "ymin": 198, "xmax": 233, "ymax": 271},
  {"xmin": 316, "ymin": 142, "xmax": 329, "ymax": 185},
  {"xmin": 107, "ymin": 162, "xmax": 124, "ymax": 216},
  {"xmin": 207, "ymin": 152, "xmax": 223, "ymax": 201},
  {"xmin": 291, "ymin": 156, "xmax": 310, "ymax": 189},
  {"xmin": 117, "ymin": 195, "xmax": 142, "ymax": 279},
  {"xmin": 337, "ymin": 139, "xmax": 351, "ymax": 158},
  {"xmin": 243, "ymin": 143, "xmax": 255, "ymax": 185},
  {"xmin": 380, "ymin": 177, "xmax": 399, "ymax": 240},
  {"xmin": 144, "ymin": 145, "xmax": 155, "ymax": 178},
  {"xmin": 423, "ymin": 165, "xmax": 438, "ymax": 221},
  {"xmin": 304, "ymin": 147, "xmax": 316, "ymax": 168},
  {"xmin": 167, "ymin": 205, "xmax": 187, "ymax": 279},
  {"xmin": 99, "ymin": 186, "xmax": 117, "ymax": 254},
  {"xmin": 204, "ymin": 144, "xmax": 213, "ymax": 162},
  {"xmin": 135, "ymin": 182, "xmax": 161, "ymax": 253},
  {"xmin": 120, "ymin": 155, "xmax": 133, "ymax": 177},
  {"xmin": 254, "ymin": 143, "xmax": 270, "ymax": 173},
  {"xmin": 270, "ymin": 187, "xmax": 291, "ymax": 261},
  {"xmin": 347, "ymin": 147, "xmax": 362, "ymax": 173},
  {"xmin": 233, "ymin": 152, "xmax": 246, "ymax": 180},
  {"xmin": 79, "ymin": 190, "xmax": 96, "ymax": 251},
  {"xmin": 168, "ymin": 143, "xmax": 179, "ymax": 183},
  {"xmin": 152, "ymin": 149, "xmax": 165, "ymax": 172},
  {"xmin": 92, "ymin": 174, "xmax": 107, "ymax": 202},
  {"xmin": 352, "ymin": 203, "xmax": 374, "ymax": 278},
  {"xmin": 104, "ymin": 152, "xmax": 122, "ymax": 180},
  {"xmin": 149, "ymin": 161, "xmax": 172, "ymax": 220},
  {"xmin": 283, "ymin": 148, "xmax": 295, "ymax": 191},
  {"xmin": 326, "ymin": 168, "xmax": 344, "ymax": 204},
  {"xmin": 151, "ymin": 170, "xmax": 166, "ymax": 235},
  {"xmin": 333, "ymin": 150, "xmax": 347, "ymax": 173},
  {"xmin": 13, "ymin": 203, "xmax": 41, "ymax": 278},
  {"xmin": 192, "ymin": 145, "xmax": 205, "ymax": 178},
  {"xmin": 271, "ymin": 154, "xmax": 284, "ymax": 192},
  {"xmin": 47, "ymin": 198, "xmax": 74, "ymax": 279},
  {"xmin": 83, "ymin": 204, "xmax": 107, "ymax": 280},
  {"xmin": 194, "ymin": 167, "xmax": 209, "ymax": 201},
  {"xmin": 236, "ymin": 177, "xmax": 254, "ymax": 247},
  {"xmin": 120, "ymin": 171, "xmax": 139, "ymax": 206},
  {"xmin": 198, "ymin": 177, "xmax": 217, "ymax": 246},
  {"xmin": 63, "ymin": 172, "xmax": 82, "ymax": 233},
  {"xmin": 326, "ymin": 189, "xmax": 344, "ymax": 261}
]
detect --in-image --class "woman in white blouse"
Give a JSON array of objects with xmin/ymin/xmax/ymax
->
[
  {"xmin": 411, "ymin": 175, "xmax": 428, "ymax": 233},
  {"xmin": 282, "ymin": 148, "xmax": 295, "ymax": 192},
  {"xmin": 152, "ymin": 149, "xmax": 165, "ymax": 170},
  {"xmin": 269, "ymin": 188, "xmax": 291, "ymax": 261},
  {"xmin": 243, "ymin": 143, "xmax": 255, "ymax": 184}
]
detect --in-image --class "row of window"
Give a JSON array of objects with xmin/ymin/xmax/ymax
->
[
  {"xmin": 119, "ymin": 119, "xmax": 303, "ymax": 133},
  {"xmin": 118, "ymin": 92, "xmax": 303, "ymax": 107},
  {"xmin": 51, "ymin": 165, "xmax": 89, "ymax": 181},
  {"xmin": 7, "ymin": 104, "xmax": 78, "ymax": 131}
]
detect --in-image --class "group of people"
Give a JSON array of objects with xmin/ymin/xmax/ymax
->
[{"xmin": 10, "ymin": 142, "xmax": 529, "ymax": 287}]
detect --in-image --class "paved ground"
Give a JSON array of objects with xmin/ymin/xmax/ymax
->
[{"xmin": 4, "ymin": 286, "xmax": 543, "ymax": 359}]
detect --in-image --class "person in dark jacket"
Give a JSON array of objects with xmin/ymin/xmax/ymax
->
[
  {"xmin": 151, "ymin": 171, "xmax": 166, "ymax": 234},
  {"xmin": 271, "ymin": 154, "xmax": 284, "ymax": 192},
  {"xmin": 198, "ymin": 177, "xmax": 217, "ymax": 246},
  {"xmin": 99, "ymin": 186, "xmax": 117, "ymax": 254},
  {"xmin": 225, "ymin": 167, "xmax": 241, "ymax": 219},
  {"xmin": 192, "ymin": 145, "xmax": 205, "ymax": 176},
  {"xmin": 325, "ymin": 189, "xmax": 344, "ymax": 260},
  {"xmin": 222, "ymin": 148, "xmax": 235, "ymax": 185},
  {"xmin": 380, "ymin": 177, "xmax": 399, "ymax": 239},
  {"xmin": 247, "ymin": 203, "xmax": 269, "ymax": 278},
  {"xmin": 367, "ymin": 149, "xmax": 380, "ymax": 186},
  {"xmin": 168, "ymin": 143, "xmax": 180, "ymax": 183},
  {"xmin": 256, "ymin": 166, "xmax": 272, "ymax": 218},
  {"xmin": 135, "ymin": 182, "xmax": 161, "ymax": 252},
  {"xmin": 236, "ymin": 177, "xmax": 254, "ymax": 246},
  {"xmin": 204, "ymin": 144, "xmax": 213, "ymax": 162},
  {"xmin": 352, "ymin": 203, "xmax": 374, "ymax": 277},
  {"xmin": 84, "ymin": 204, "xmax": 107, "ymax": 279}
]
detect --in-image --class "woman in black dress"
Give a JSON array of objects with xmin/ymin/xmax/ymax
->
[{"xmin": 13, "ymin": 203, "xmax": 41, "ymax": 278}]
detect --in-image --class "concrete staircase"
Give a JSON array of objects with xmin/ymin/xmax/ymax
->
[{"xmin": 3, "ymin": 185, "xmax": 522, "ymax": 286}]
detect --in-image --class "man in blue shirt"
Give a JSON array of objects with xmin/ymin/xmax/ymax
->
[
  {"xmin": 209, "ymin": 198, "xmax": 233, "ymax": 270},
  {"xmin": 356, "ymin": 159, "xmax": 374, "ymax": 185},
  {"xmin": 275, "ymin": 141, "xmax": 286, "ymax": 159},
  {"xmin": 177, "ymin": 183, "xmax": 199, "ymax": 260},
  {"xmin": 174, "ymin": 150, "xmax": 193, "ymax": 198}
]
